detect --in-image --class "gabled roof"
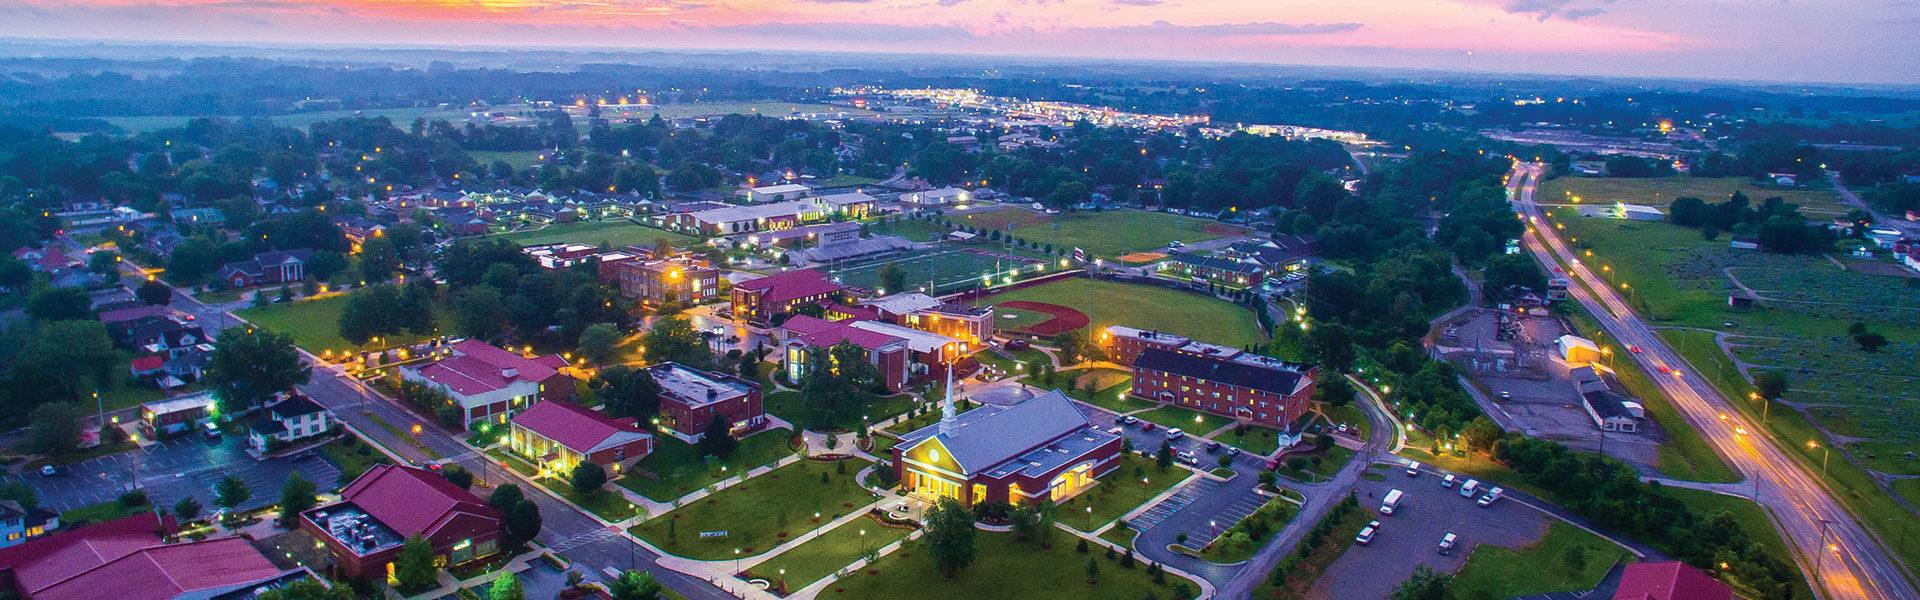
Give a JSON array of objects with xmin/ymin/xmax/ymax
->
[
  {"xmin": 336, "ymin": 465, "xmax": 502, "ymax": 541},
  {"xmin": 268, "ymin": 394, "xmax": 326, "ymax": 419},
  {"xmin": 411, "ymin": 340, "xmax": 564, "ymax": 397},
  {"xmin": 511, "ymin": 400, "xmax": 651, "ymax": 455},
  {"xmin": 1613, "ymin": 561, "xmax": 1732, "ymax": 600},
  {"xmin": 1133, "ymin": 347, "xmax": 1308, "ymax": 396},
  {"xmin": 0, "ymin": 513, "xmax": 178, "ymax": 598},
  {"xmin": 29, "ymin": 537, "xmax": 283, "ymax": 600},
  {"xmin": 782, "ymin": 315, "xmax": 905, "ymax": 352},
  {"xmin": 896, "ymin": 390, "xmax": 1098, "ymax": 476},
  {"xmin": 734, "ymin": 269, "xmax": 842, "ymax": 305}
]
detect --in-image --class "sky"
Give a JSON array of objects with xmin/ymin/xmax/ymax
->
[{"xmin": 0, "ymin": 0, "xmax": 1916, "ymax": 85}]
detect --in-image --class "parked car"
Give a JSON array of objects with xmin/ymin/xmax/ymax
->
[
  {"xmin": 1441, "ymin": 473, "xmax": 1456, "ymax": 488},
  {"xmin": 1478, "ymin": 487, "xmax": 1505, "ymax": 507},
  {"xmin": 202, "ymin": 420, "xmax": 221, "ymax": 440},
  {"xmin": 1225, "ymin": 447, "xmax": 1241, "ymax": 458},
  {"xmin": 38, "ymin": 465, "xmax": 56, "ymax": 477},
  {"xmin": 1165, "ymin": 428, "xmax": 1184, "ymax": 440},
  {"xmin": 1108, "ymin": 426, "xmax": 1124, "ymax": 436},
  {"xmin": 1405, "ymin": 461, "xmax": 1422, "ymax": 476},
  {"xmin": 1438, "ymin": 532, "xmax": 1458, "ymax": 553},
  {"xmin": 1204, "ymin": 441, "xmax": 1223, "ymax": 453},
  {"xmin": 1139, "ymin": 421, "xmax": 1156, "ymax": 432},
  {"xmin": 1380, "ymin": 489, "xmax": 1404, "ymax": 514},
  {"xmin": 1498, "ymin": 391, "xmax": 1513, "ymax": 401},
  {"xmin": 1177, "ymin": 451, "xmax": 1199, "ymax": 466},
  {"xmin": 1356, "ymin": 521, "xmax": 1380, "ymax": 545},
  {"xmin": 1120, "ymin": 415, "xmax": 1138, "ymax": 425},
  {"xmin": 1458, "ymin": 479, "xmax": 1481, "ymax": 498}
]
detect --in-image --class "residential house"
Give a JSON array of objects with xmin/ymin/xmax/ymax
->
[
  {"xmin": 399, "ymin": 340, "xmax": 575, "ymax": 430},
  {"xmin": 302, "ymin": 465, "xmax": 504, "ymax": 581},
  {"xmin": 169, "ymin": 207, "xmax": 226, "ymax": 226},
  {"xmin": 216, "ymin": 249, "xmax": 314, "ymax": 288},
  {"xmin": 508, "ymin": 400, "xmax": 653, "ymax": 477},
  {"xmin": 0, "ymin": 502, "xmax": 57, "ymax": 549},
  {"xmin": 139, "ymin": 392, "xmax": 216, "ymax": 438},
  {"xmin": 247, "ymin": 394, "xmax": 333, "ymax": 453},
  {"xmin": 645, "ymin": 362, "xmax": 765, "ymax": 441},
  {"xmin": 893, "ymin": 390, "xmax": 1122, "ymax": 507}
]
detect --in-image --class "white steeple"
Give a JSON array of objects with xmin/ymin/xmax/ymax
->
[{"xmin": 938, "ymin": 363, "xmax": 957, "ymax": 437}]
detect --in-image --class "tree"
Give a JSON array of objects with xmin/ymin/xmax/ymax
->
[
  {"xmin": 24, "ymin": 402, "xmax": 82, "ymax": 456},
  {"xmin": 453, "ymin": 285, "xmax": 508, "ymax": 341},
  {"xmin": 608, "ymin": 570, "xmax": 664, "ymax": 600},
  {"xmin": 1315, "ymin": 375, "xmax": 1355, "ymax": 407},
  {"xmin": 488, "ymin": 573, "xmax": 525, "ymax": 600},
  {"xmin": 259, "ymin": 579, "xmax": 356, "ymax": 600},
  {"xmin": 26, "ymin": 287, "xmax": 93, "ymax": 322},
  {"xmin": 1854, "ymin": 331, "xmax": 1888, "ymax": 352},
  {"xmin": 1009, "ymin": 503, "xmax": 1046, "ymax": 543},
  {"xmin": 1752, "ymin": 369, "xmax": 1790, "ymax": 401},
  {"xmin": 1085, "ymin": 555, "xmax": 1101, "ymax": 583},
  {"xmin": 442, "ymin": 465, "xmax": 474, "ymax": 490},
  {"xmin": 642, "ymin": 316, "xmax": 712, "ymax": 369},
  {"xmin": 1302, "ymin": 322, "xmax": 1356, "ymax": 373},
  {"xmin": 393, "ymin": 536, "xmax": 439, "ymax": 592},
  {"xmin": 570, "ymin": 461, "xmax": 607, "ymax": 493},
  {"xmin": 1156, "ymin": 440, "xmax": 1174, "ymax": 471},
  {"xmin": 699, "ymin": 415, "xmax": 738, "ymax": 457},
  {"xmin": 1390, "ymin": 566, "xmax": 1452, "ymax": 600},
  {"xmin": 1562, "ymin": 543, "xmax": 1589, "ymax": 574},
  {"xmin": 578, "ymin": 323, "xmax": 622, "ymax": 365},
  {"xmin": 173, "ymin": 496, "xmax": 203, "ymax": 522},
  {"xmin": 488, "ymin": 484, "xmax": 526, "ymax": 513},
  {"xmin": 88, "ymin": 251, "xmax": 120, "ymax": 277},
  {"xmin": 1461, "ymin": 417, "xmax": 1503, "ymax": 453},
  {"xmin": 214, "ymin": 475, "xmax": 251, "ymax": 514},
  {"xmin": 924, "ymin": 497, "xmax": 977, "ymax": 577},
  {"xmin": 278, "ymin": 473, "xmax": 318, "ymax": 527},
  {"xmin": 204, "ymin": 328, "xmax": 312, "ymax": 413},
  {"xmin": 136, "ymin": 280, "xmax": 174, "ymax": 305},
  {"xmin": 1483, "ymin": 253, "xmax": 1547, "ymax": 297},
  {"xmin": 878, "ymin": 262, "xmax": 908, "ymax": 293},
  {"xmin": 594, "ymin": 366, "xmax": 662, "ymax": 421},
  {"xmin": 505, "ymin": 498, "xmax": 542, "ymax": 549}
]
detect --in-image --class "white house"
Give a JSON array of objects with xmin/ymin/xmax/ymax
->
[{"xmin": 248, "ymin": 394, "xmax": 333, "ymax": 453}]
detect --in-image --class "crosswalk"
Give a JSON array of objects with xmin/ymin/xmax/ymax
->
[{"xmin": 550, "ymin": 527, "xmax": 623, "ymax": 553}]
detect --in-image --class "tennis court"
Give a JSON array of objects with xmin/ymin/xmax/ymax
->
[{"xmin": 829, "ymin": 247, "xmax": 1044, "ymax": 294}]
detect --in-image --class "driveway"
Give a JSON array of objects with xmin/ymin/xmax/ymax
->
[{"xmin": 20, "ymin": 434, "xmax": 340, "ymax": 515}]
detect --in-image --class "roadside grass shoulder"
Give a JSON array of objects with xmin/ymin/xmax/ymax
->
[{"xmin": 1658, "ymin": 488, "xmax": 1817, "ymax": 600}]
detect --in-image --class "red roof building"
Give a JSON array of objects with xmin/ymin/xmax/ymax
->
[
  {"xmin": 645, "ymin": 362, "xmax": 766, "ymax": 441},
  {"xmin": 1613, "ymin": 561, "xmax": 1734, "ymax": 600},
  {"xmin": 778, "ymin": 315, "xmax": 910, "ymax": 392},
  {"xmin": 399, "ymin": 340, "xmax": 575, "ymax": 430},
  {"xmin": 0, "ymin": 513, "xmax": 298, "ymax": 600},
  {"xmin": 302, "ymin": 464, "xmax": 504, "ymax": 581},
  {"xmin": 730, "ymin": 269, "xmax": 845, "ymax": 326},
  {"xmin": 508, "ymin": 400, "xmax": 654, "ymax": 477}
]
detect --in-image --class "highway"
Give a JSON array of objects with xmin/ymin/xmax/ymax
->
[{"xmin": 1508, "ymin": 163, "xmax": 1917, "ymax": 600}]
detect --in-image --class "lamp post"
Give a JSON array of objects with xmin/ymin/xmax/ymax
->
[
  {"xmin": 1752, "ymin": 392, "xmax": 1770, "ymax": 423},
  {"xmin": 734, "ymin": 548, "xmax": 742, "ymax": 577},
  {"xmin": 1807, "ymin": 441, "xmax": 1830, "ymax": 475},
  {"xmin": 628, "ymin": 503, "xmax": 638, "ymax": 569}
]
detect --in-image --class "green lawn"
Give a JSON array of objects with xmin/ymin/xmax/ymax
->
[
  {"xmin": 979, "ymin": 278, "xmax": 1265, "ymax": 348},
  {"xmin": 60, "ymin": 499, "xmax": 149, "ymax": 526},
  {"xmin": 632, "ymin": 458, "xmax": 876, "ymax": 560},
  {"xmin": 1217, "ymin": 425, "xmax": 1284, "ymax": 456},
  {"xmin": 1278, "ymin": 445, "xmax": 1355, "ymax": 484},
  {"xmin": 1056, "ymin": 454, "xmax": 1184, "ymax": 532},
  {"xmin": 486, "ymin": 448, "xmax": 539, "ymax": 477},
  {"xmin": 1099, "ymin": 523, "xmax": 1139, "ymax": 549},
  {"xmin": 1198, "ymin": 498, "xmax": 1297, "ymax": 564},
  {"xmin": 1030, "ymin": 367, "xmax": 1150, "ymax": 414},
  {"xmin": 865, "ymin": 218, "xmax": 947, "ymax": 244},
  {"xmin": 956, "ymin": 207, "xmax": 1249, "ymax": 259},
  {"xmin": 235, "ymin": 294, "xmax": 455, "ymax": 354},
  {"xmin": 467, "ymin": 150, "xmax": 544, "ymax": 169},
  {"xmin": 534, "ymin": 477, "xmax": 640, "ymax": 522},
  {"xmin": 1538, "ymin": 175, "xmax": 1851, "ymax": 218},
  {"xmin": 1319, "ymin": 403, "xmax": 1372, "ymax": 443},
  {"xmin": 1131, "ymin": 406, "xmax": 1234, "ymax": 436},
  {"xmin": 764, "ymin": 389, "xmax": 915, "ymax": 432},
  {"xmin": 319, "ymin": 435, "xmax": 394, "ymax": 489},
  {"xmin": 1450, "ymin": 522, "xmax": 1626, "ymax": 600},
  {"xmin": 495, "ymin": 220, "xmax": 698, "ymax": 249},
  {"xmin": 823, "ymin": 529, "xmax": 1199, "ymax": 600},
  {"xmin": 618, "ymin": 431, "xmax": 796, "ymax": 502},
  {"xmin": 745, "ymin": 515, "xmax": 913, "ymax": 592},
  {"xmin": 1657, "ymin": 489, "xmax": 1816, "ymax": 599}
]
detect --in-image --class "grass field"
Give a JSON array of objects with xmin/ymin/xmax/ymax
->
[
  {"xmin": 496, "ymin": 220, "xmax": 698, "ymax": 249},
  {"xmin": 1450, "ymin": 522, "xmax": 1626, "ymax": 600},
  {"xmin": 1132, "ymin": 406, "xmax": 1234, "ymax": 436},
  {"xmin": 822, "ymin": 529, "xmax": 1198, "ymax": 600},
  {"xmin": 1538, "ymin": 176, "xmax": 1851, "ymax": 218},
  {"xmin": 764, "ymin": 389, "xmax": 915, "ymax": 431},
  {"xmin": 1198, "ymin": 498, "xmax": 1297, "ymax": 564},
  {"xmin": 746, "ymin": 515, "xmax": 913, "ymax": 592},
  {"xmin": 864, "ymin": 218, "xmax": 947, "ymax": 244},
  {"xmin": 1659, "ymin": 488, "xmax": 1817, "ymax": 600},
  {"xmin": 1056, "ymin": 454, "xmax": 1185, "ymax": 532},
  {"xmin": 618, "ymin": 431, "xmax": 796, "ymax": 502},
  {"xmin": 979, "ymin": 278, "xmax": 1265, "ymax": 348},
  {"xmin": 632, "ymin": 458, "xmax": 875, "ymax": 560},
  {"xmin": 468, "ymin": 150, "xmax": 545, "ymax": 169},
  {"xmin": 955, "ymin": 207, "xmax": 1250, "ymax": 259},
  {"xmin": 1217, "ymin": 425, "xmax": 1284, "ymax": 456},
  {"xmin": 828, "ymin": 247, "xmax": 1044, "ymax": 294},
  {"xmin": 235, "ymin": 294, "xmax": 455, "ymax": 354}
]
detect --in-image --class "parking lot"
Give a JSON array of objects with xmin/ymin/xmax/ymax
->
[
  {"xmin": 1128, "ymin": 477, "xmax": 1273, "ymax": 548},
  {"xmin": 1308, "ymin": 461, "xmax": 1549, "ymax": 600},
  {"xmin": 19, "ymin": 433, "xmax": 342, "ymax": 515}
]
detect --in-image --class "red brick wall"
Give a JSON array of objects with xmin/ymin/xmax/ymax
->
[{"xmin": 1130, "ymin": 367, "xmax": 1312, "ymax": 429}]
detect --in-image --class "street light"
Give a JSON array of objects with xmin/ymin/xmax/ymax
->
[{"xmin": 1808, "ymin": 440, "xmax": 1830, "ymax": 474}]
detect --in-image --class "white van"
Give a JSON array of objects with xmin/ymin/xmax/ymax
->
[
  {"xmin": 1478, "ymin": 487, "xmax": 1504, "ymax": 507},
  {"xmin": 1458, "ymin": 479, "xmax": 1480, "ymax": 498},
  {"xmin": 1380, "ymin": 489, "xmax": 1404, "ymax": 515}
]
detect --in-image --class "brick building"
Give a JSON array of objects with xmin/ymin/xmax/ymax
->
[
  {"xmin": 508, "ymin": 400, "xmax": 654, "ymax": 476},
  {"xmin": 302, "ymin": 465, "xmax": 503, "ymax": 581},
  {"xmin": 778, "ymin": 315, "xmax": 911, "ymax": 393},
  {"xmin": 618, "ymin": 256, "xmax": 720, "ymax": 305},
  {"xmin": 399, "ymin": 340, "xmax": 574, "ymax": 430},
  {"xmin": 730, "ymin": 269, "xmax": 846, "ymax": 327},
  {"xmin": 893, "ymin": 390, "xmax": 1122, "ymax": 507},
  {"xmin": 1129, "ymin": 347, "xmax": 1316, "ymax": 429},
  {"xmin": 645, "ymin": 363, "xmax": 766, "ymax": 441}
]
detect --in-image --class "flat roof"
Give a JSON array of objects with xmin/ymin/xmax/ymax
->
[
  {"xmin": 143, "ymin": 392, "xmax": 215, "ymax": 415},
  {"xmin": 647, "ymin": 363, "xmax": 754, "ymax": 409},
  {"xmin": 304, "ymin": 502, "xmax": 403, "ymax": 557}
]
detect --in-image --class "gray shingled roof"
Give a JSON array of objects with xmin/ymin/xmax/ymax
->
[
  {"xmin": 1134, "ymin": 347, "xmax": 1307, "ymax": 396},
  {"xmin": 897, "ymin": 390, "xmax": 1093, "ymax": 476}
]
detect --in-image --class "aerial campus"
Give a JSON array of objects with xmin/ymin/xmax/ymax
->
[{"xmin": 0, "ymin": 6, "xmax": 1918, "ymax": 600}]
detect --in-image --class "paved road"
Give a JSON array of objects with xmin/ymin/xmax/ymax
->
[
  {"xmin": 1831, "ymin": 172, "xmax": 1920, "ymax": 238},
  {"xmin": 1511, "ymin": 163, "xmax": 1917, "ymax": 600}
]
